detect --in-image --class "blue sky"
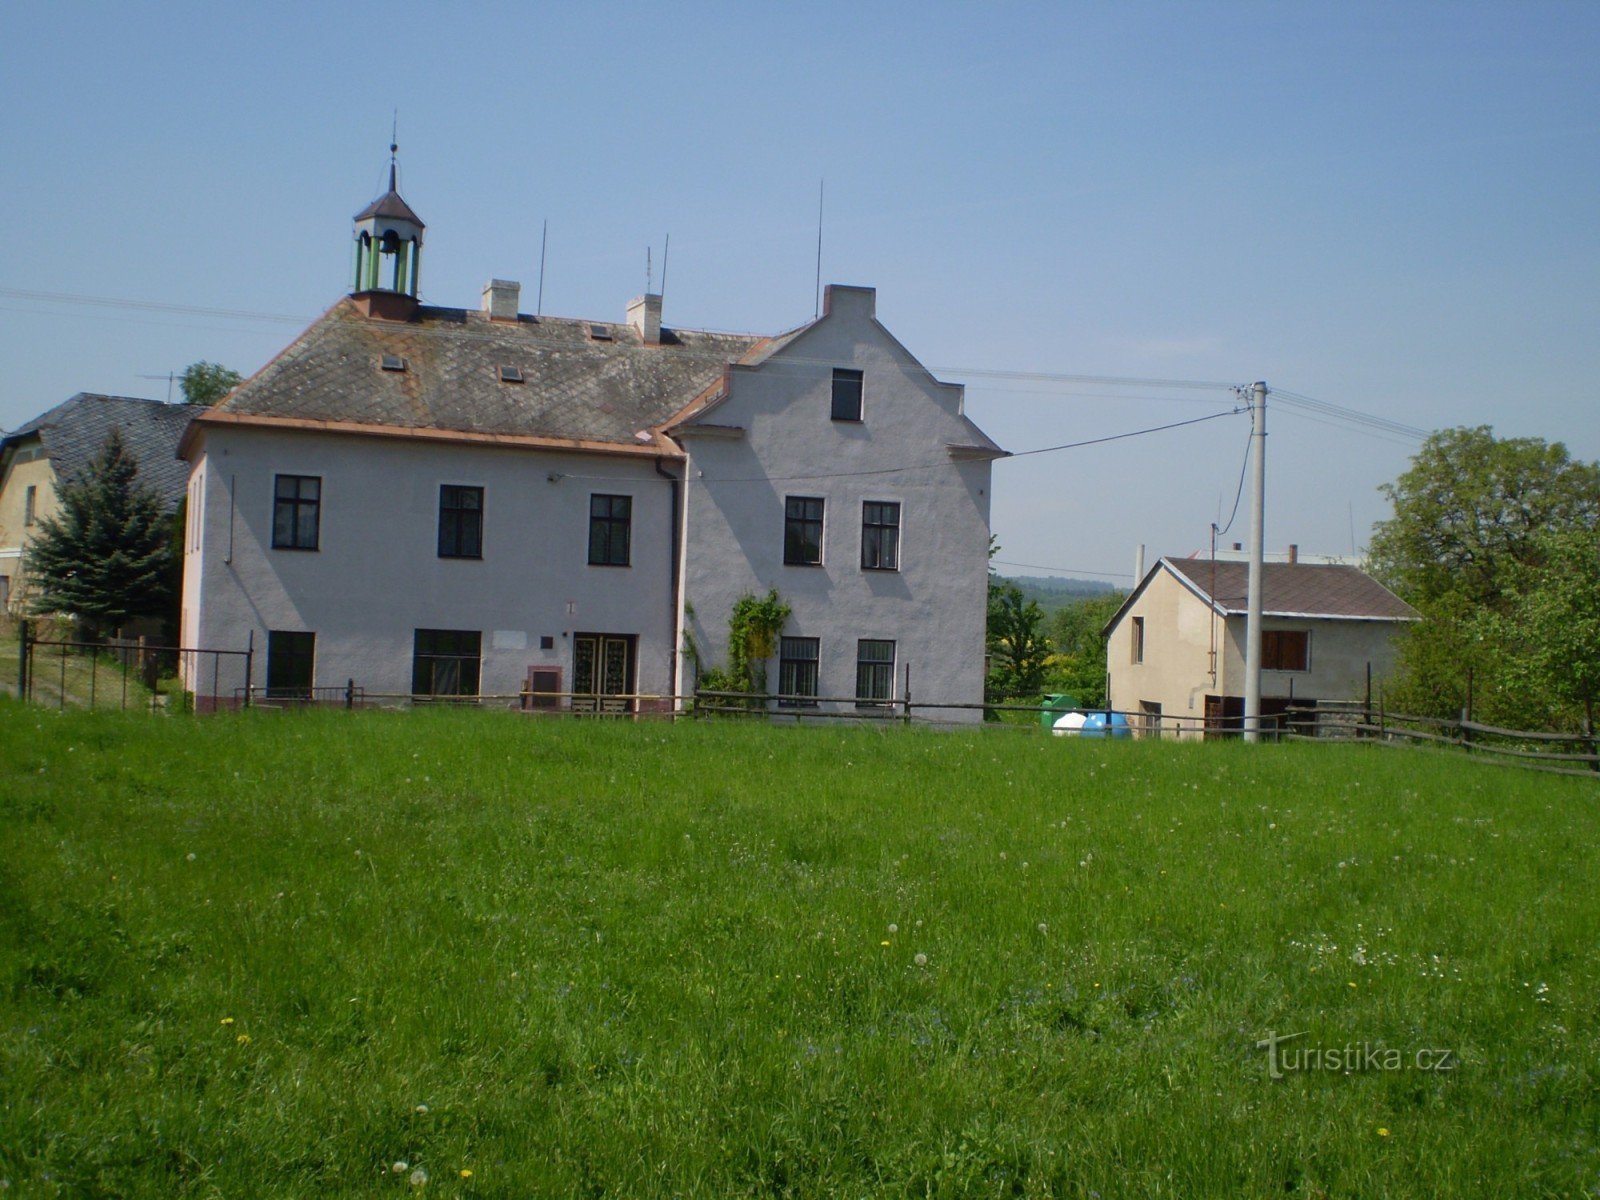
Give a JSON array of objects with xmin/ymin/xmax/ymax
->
[{"xmin": 4, "ymin": 2, "xmax": 1596, "ymax": 582}]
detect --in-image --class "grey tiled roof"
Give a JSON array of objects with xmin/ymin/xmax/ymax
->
[
  {"xmin": 1164, "ymin": 558, "xmax": 1419, "ymax": 620},
  {"xmin": 214, "ymin": 299, "xmax": 770, "ymax": 445},
  {"xmin": 5, "ymin": 394, "xmax": 192, "ymax": 508}
]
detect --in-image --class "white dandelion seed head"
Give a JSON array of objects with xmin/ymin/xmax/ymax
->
[
  {"xmin": 392, "ymin": 1162, "xmax": 409, "ymax": 1174},
  {"xmin": 1038, "ymin": 923, "xmax": 1048, "ymax": 934},
  {"xmin": 914, "ymin": 953, "xmax": 928, "ymax": 967},
  {"xmin": 414, "ymin": 1103, "xmax": 429, "ymax": 1114},
  {"xmin": 409, "ymin": 1166, "xmax": 428, "ymax": 1187},
  {"xmin": 887, "ymin": 923, "xmax": 898, "ymax": 934}
]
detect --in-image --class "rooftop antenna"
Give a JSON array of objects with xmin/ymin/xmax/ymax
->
[
  {"xmin": 536, "ymin": 219, "xmax": 547, "ymax": 317},
  {"xmin": 646, "ymin": 246, "xmax": 653, "ymax": 294},
  {"xmin": 659, "ymin": 233, "xmax": 670, "ymax": 299},
  {"xmin": 814, "ymin": 178, "xmax": 825, "ymax": 319},
  {"xmin": 138, "ymin": 371, "xmax": 178, "ymax": 403}
]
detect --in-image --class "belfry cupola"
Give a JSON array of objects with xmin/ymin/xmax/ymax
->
[{"xmin": 351, "ymin": 142, "xmax": 425, "ymax": 320}]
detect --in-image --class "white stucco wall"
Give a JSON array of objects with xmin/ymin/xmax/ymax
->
[
  {"xmin": 183, "ymin": 425, "xmax": 677, "ymax": 704},
  {"xmin": 676, "ymin": 286, "xmax": 994, "ymax": 722},
  {"xmin": 1218, "ymin": 614, "xmax": 1401, "ymax": 704}
]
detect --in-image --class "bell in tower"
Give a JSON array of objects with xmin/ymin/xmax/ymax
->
[{"xmin": 351, "ymin": 142, "xmax": 425, "ymax": 320}]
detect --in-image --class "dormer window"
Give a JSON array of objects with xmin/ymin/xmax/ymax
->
[
  {"xmin": 499, "ymin": 365, "xmax": 524, "ymax": 384},
  {"xmin": 381, "ymin": 355, "xmax": 407, "ymax": 372},
  {"xmin": 831, "ymin": 368, "xmax": 864, "ymax": 421},
  {"xmin": 589, "ymin": 324, "xmax": 613, "ymax": 342}
]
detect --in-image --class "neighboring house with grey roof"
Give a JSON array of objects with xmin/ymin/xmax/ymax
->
[
  {"xmin": 0, "ymin": 393, "xmax": 192, "ymax": 613},
  {"xmin": 1102, "ymin": 553, "xmax": 1420, "ymax": 736},
  {"xmin": 179, "ymin": 165, "xmax": 1004, "ymax": 713}
]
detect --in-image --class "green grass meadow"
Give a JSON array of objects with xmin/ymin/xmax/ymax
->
[{"xmin": 2, "ymin": 703, "xmax": 1597, "ymax": 1197}]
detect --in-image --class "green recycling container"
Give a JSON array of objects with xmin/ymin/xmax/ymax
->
[{"xmin": 1040, "ymin": 693, "xmax": 1080, "ymax": 728}]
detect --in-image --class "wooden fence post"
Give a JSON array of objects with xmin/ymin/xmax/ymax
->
[{"xmin": 17, "ymin": 619, "xmax": 29, "ymax": 700}]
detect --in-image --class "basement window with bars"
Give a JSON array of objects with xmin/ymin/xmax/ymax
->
[
  {"xmin": 778, "ymin": 637, "xmax": 820, "ymax": 708},
  {"xmin": 855, "ymin": 639, "xmax": 895, "ymax": 707}
]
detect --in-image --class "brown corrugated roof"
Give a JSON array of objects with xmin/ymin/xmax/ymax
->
[{"xmin": 1164, "ymin": 558, "xmax": 1419, "ymax": 620}]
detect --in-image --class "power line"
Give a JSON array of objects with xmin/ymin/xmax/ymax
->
[
  {"xmin": 1006, "ymin": 408, "xmax": 1243, "ymax": 459},
  {"xmin": 1214, "ymin": 426, "xmax": 1253, "ymax": 538}
]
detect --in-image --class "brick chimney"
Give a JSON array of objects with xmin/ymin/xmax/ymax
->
[
  {"xmin": 627, "ymin": 293, "xmax": 662, "ymax": 344},
  {"xmin": 482, "ymin": 279, "xmax": 520, "ymax": 322},
  {"xmin": 1288, "ymin": 543, "xmax": 1299, "ymax": 564}
]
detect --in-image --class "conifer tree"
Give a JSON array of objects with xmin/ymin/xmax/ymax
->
[{"xmin": 25, "ymin": 428, "xmax": 174, "ymax": 640}]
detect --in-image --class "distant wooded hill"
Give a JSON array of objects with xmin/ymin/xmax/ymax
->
[{"xmin": 997, "ymin": 574, "xmax": 1121, "ymax": 611}]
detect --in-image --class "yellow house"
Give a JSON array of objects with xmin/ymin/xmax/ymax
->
[
  {"xmin": 0, "ymin": 394, "xmax": 193, "ymax": 614},
  {"xmin": 1103, "ymin": 554, "xmax": 1419, "ymax": 737}
]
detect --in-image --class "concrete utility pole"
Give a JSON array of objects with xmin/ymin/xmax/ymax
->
[{"xmin": 1244, "ymin": 381, "xmax": 1268, "ymax": 743}]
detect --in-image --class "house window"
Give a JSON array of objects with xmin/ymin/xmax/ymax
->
[
  {"xmin": 1131, "ymin": 616, "xmax": 1145, "ymax": 664},
  {"xmin": 1139, "ymin": 700, "xmax": 1163, "ymax": 738},
  {"xmin": 272, "ymin": 475, "xmax": 321, "ymax": 550},
  {"xmin": 265, "ymin": 631, "xmax": 315, "ymax": 699},
  {"xmin": 24, "ymin": 485, "xmax": 37, "ymax": 526},
  {"xmin": 0, "ymin": 575, "xmax": 10, "ymax": 610},
  {"xmin": 861, "ymin": 501, "xmax": 900, "ymax": 570},
  {"xmin": 438, "ymin": 485, "xmax": 484, "ymax": 559},
  {"xmin": 778, "ymin": 636, "xmax": 820, "ymax": 707},
  {"xmin": 784, "ymin": 496, "xmax": 824, "ymax": 565},
  {"xmin": 1263, "ymin": 630, "xmax": 1310, "ymax": 671},
  {"xmin": 588, "ymin": 494, "xmax": 632, "ymax": 566},
  {"xmin": 412, "ymin": 629, "xmax": 482, "ymax": 698},
  {"xmin": 831, "ymin": 368, "xmax": 864, "ymax": 421},
  {"xmin": 856, "ymin": 639, "xmax": 895, "ymax": 707}
]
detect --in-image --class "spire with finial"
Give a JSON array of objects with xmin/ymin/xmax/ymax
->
[{"xmin": 352, "ymin": 124, "xmax": 425, "ymax": 318}]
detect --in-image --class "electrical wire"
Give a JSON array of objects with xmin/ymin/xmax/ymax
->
[{"xmin": 1214, "ymin": 427, "xmax": 1253, "ymax": 538}]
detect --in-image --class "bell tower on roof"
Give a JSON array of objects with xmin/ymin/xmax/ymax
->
[{"xmin": 351, "ymin": 141, "xmax": 425, "ymax": 320}]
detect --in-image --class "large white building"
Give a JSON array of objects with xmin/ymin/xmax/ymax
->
[{"xmin": 180, "ymin": 163, "xmax": 1004, "ymax": 716}]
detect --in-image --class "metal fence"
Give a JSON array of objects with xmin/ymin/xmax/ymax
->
[{"xmin": 12, "ymin": 621, "xmax": 254, "ymax": 713}]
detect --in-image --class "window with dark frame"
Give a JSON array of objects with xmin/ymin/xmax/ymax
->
[
  {"xmin": 856, "ymin": 639, "xmax": 895, "ymax": 707},
  {"xmin": 272, "ymin": 474, "xmax": 321, "ymax": 550},
  {"xmin": 588, "ymin": 494, "xmax": 632, "ymax": 566},
  {"xmin": 784, "ymin": 496, "xmax": 824, "ymax": 565},
  {"xmin": 778, "ymin": 636, "xmax": 820, "ymax": 707},
  {"xmin": 1263, "ymin": 630, "xmax": 1310, "ymax": 671},
  {"xmin": 412, "ymin": 629, "xmax": 482, "ymax": 698},
  {"xmin": 831, "ymin": 368, "xmax": 864, "ymax": 421},
  {"xmin": 1131, "ymin": 616, "xmax": 1145, "ymax": 664},
  {"xmin": 265, "ymin": 630, "xmax": 315, "ymax": 699},
  {"xmin": 24, "ymin": 485, "xmax": 37, "ymax": 526},
  {"xmin": 861, "ymin": 501, "xmax": 900, "ymax": 570},
  {"xmin": 438, "ymin": 485, "xmax": 484, "ymax": 558}
]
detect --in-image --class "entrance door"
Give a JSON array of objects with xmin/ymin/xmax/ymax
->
[
  {"xmin": 573, "ymin": 634, "xmax": 635, "ymax": 714},
  {"xmin": 1204, "ymin": 694, "xmax": 1244, "ymax": 739}
]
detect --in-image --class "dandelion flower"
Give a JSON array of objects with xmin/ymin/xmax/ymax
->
[
  {"xmin": 392, "ymin": 1162, "xmax": 409, "ymax": 1174},
  {"xmin": 880, "ymin": 940, "xmax": 891, "ymax": 947},
  {"xmin": 887, "ymin": 923, "xmax": 898, "ymax": 934},
  {"xmin": 1378, "ymin": 1127, "xmax": 1390, "ymax": 1137},
  {"xmin": 220, "ymin": 1017, "xmax": 234, "ymax": 1026},
  {"xmin": 914, "ymin": 953, "xmax": 928, "ymax": 967},
  {"xmin": 459, "ymin": 1168, "xmax": 473, "ymax": 1179},
  {"xmin": 415, "ymin": 1104, "xmax": 429, "ymax": 1114},
  {"xmin": 235, "ymin": 1034, "xmax": 251, "ymax": 1044},
  {"xmin": 409, "ymin": 1166, "xmax": 428, "ymax": 1187},
  {"xmin": 1037, "ymin": 923, "xmax": 1048, "ymax": 934}
]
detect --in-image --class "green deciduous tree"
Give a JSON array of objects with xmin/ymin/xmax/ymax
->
[
  {"xmin": 1497, "ymin": 529, "xmax": 1600, "ymax": 735},
  {"xmin": 24, "ymin": 429, "xmax": 175, "ymax": 641},
  {"xmin": 180, "ymin": 361, "xmax": 243, "ymax": 406},
  {"xmin": 986, "ymin": 581, "xmax": 1051, "ymax": 702},
  {"xmin": 1371, "ymin": 426, "xmax": 1600, "ymax": 726},
  {"xmin": 1369, "ymin": 425, "xmax": 1600, "ymax": 610}
]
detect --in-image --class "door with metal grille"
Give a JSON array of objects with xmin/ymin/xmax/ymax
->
[{"xmin": 572, "ymin": 634, "xmax": 635, "ymax": 714}]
